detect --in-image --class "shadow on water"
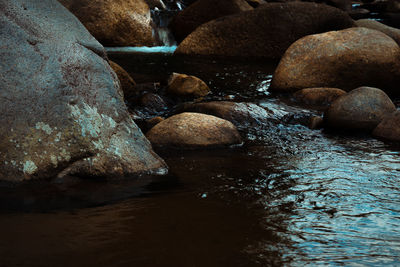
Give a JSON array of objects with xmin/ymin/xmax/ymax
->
[{"xmin": 1, "ymin": 51, "xmax": 400, "ymax": 266}]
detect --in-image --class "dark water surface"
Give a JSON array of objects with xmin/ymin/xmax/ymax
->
[{"xmin": 1, "ymin": 51, "xmax": 399, "ymax": 267}]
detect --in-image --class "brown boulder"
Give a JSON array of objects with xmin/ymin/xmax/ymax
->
[
  {"xmin": 60, "ymin": 0, "xmax": 156, "ymax": 47},
  {"xmin": 355, "ymin": 19, "xmax": 400, "ymax": 45},
  {"xmin": 271, "ymin": 27, "xmax": 400, "ymax": 95},
  {"xmin": 293, "ymin": 88, "xmax": 347, "ymax": 107},
  {"xmin": 167, "ymin": 73, "xmax": 210, "ymax": 98},
  {"xmin": 372, "ymin": 111, "xmax": 400, "ymax": 142},
  {"xmin": 324, "ymin": 87, "xmax": 396, "ymax": 131},
  {"xmin": 175, "ymin": 2, "xmax": 354, "ymax": 59},
  {"xmin": 0, "ymin": 0, "xmax": 166, "ymax": 182},
  {"xmin": 146, "ymin": 112, "xmax": 242, "ymax": 148},
  {"xmin": 109, "ymin": 61, "xmax": 137, "ymax": 100},
  {"xmin": 170, "ymin": 0, "xmax": 253, "ymax": 43}
]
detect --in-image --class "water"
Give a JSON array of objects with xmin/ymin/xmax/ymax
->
[{"xmin": 1, "ymin": 52, "xmax": 399, "ymax": 266}]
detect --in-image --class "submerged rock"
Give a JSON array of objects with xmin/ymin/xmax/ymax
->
[
  {"xmin": 170, "ymin": 0, "xmax": 253, "ymax": 43},
  {"xmin": 0, "ymin": 0, "xmax": 166, "ymax": 182},
  {"xmin": 271, "ymin": 27, "xmax": 400, "ymax": 95},
  {"xmin": 175, "ymin": 2, "xmax": 354, "ymax": 59},
  {"xmin": 293, "ymin": 88, "xmax": 347, "ymax": 108},
  {"xmin": 372, "ymin": 111, "xmax": 400, "ymax": 142},
  {"xmin": 109, "ymin": 61, "xmax": 137, "ymax": 100},
  {"xmin": 324, "ymin": 87, "xmax": 396, "ymax": 131},
  {"xmin": 59, "ymin": 0, "xmax": 155, "ymax": 46},
  {"xmin": 146, "ymin": 112, "xmax": 242, "ymax": 148},
  {"xmin": 355, "ymin": 19, "xmax": 400, "ymax": 45},
  {"xmin": 167, "ymin": 73, "xmax": 210, "ymax": 98}
]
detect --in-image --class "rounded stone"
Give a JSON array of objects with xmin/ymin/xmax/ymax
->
[
  {"xmin": 372, "ymin": 111, "xmax": 400, "ymax": 142},
  {"xmin": 109, "ymin": 61, "xmax": 137, "ymax": 100},
  {"xmin": 293, "ymin": 88, "xmax": 347, "ymax": 107},
  {"xmin": 167, "ymin": 73, "xmax": 210, "ymax": 98}
]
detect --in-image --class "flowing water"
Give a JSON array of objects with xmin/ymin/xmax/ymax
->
[{"xmin": 0, "ymin": 51, "xmax": 399, "ymax": 267}]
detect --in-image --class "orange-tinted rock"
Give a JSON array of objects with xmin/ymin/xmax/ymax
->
[
  {"xmin": 109, "ymin": 61, "xmax": 137, "ymax": 100},
  {"xmin": 175, "ymin": 2, "xmax": 354, "ymax": 59},
  {"xmin": 293, "ymin": 88, "xmax": 347, "ymax": 107},
  {"xmin": 170, "ymin": 0, "xmax": 253, "ymax": 42},
  {"xmin": 146, "ymin": 112, "xmax": 242, "ymax": 148},
  {"xmin": 167, "ymin": 73, "xmax": 210, "ymax": 98},
  {"xmin": 271, "ymin": 27, "xmax": 400, "ymax": 95},
  {"xmin": 372, "ymin": 111, "xmax": 400, "ymax": 142},
  {"xmin": 60, "ymin": 0, "xmax": 155, "ymax": 46},
  {"xmin": 324, "ymin": 87, "xmax": 396, "ymax": 131},
  {"xmin": 355, "ymin": 19, "xmax": 400, "ymax": 45}
]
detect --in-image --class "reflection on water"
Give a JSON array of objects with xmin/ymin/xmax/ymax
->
[{"xmin": 0, "ymin": 53, "xmax": 399, "ymax": 266}]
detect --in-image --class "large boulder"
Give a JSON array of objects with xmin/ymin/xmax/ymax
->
[
  {"xmin": 324, "ymin": 87, "xmax": 396, "ymax": 131},
  {"xmin": 355, "ymin": 19, "xmax": 400, "ymax": 45},
  {"xmin": 175, "ymin": 2, "xmax": 354, "ymax": 59},
  {"xmin": 372, "ymin": 111, "xmax": 400, "ymax": 142},
  {"xmin": 59, "ymin": 0, "xmax": 156, "ymax": 47},
  {"xmin": 0, "ymin": 0, "xmax": 167, "ymax": 182},
  {"xmin": 271, "ymin": 27, "xmax": 400, "ymax": 95},
  {"xmin": 169, "ymin": 0, "xmax": 253, "ymax": 43},
  {"xmin": 146, "ymin": 112, "xmax": 242, "ymax": 148}
]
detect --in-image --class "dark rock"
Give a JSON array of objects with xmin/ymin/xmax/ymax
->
[
  {"xmin": 271, "ymin": 27, "xmax": 400, "ymax": 95},
  {"xmin": 309, "ymin": 116, "xmax": 324, "ymax": 129},
  {"xmin": 140, "ymin": 93, "xmax": 168, "ymax": 112},
  {"xmin": 0, "ymin": 0, "xmax": 166, "ymax": 182},
  {"xmin": 246, "ymin": 0, "xmax": 267, "ymax": 8},
  {"xmin": 293, "ymin": 88, "xmax": 347, "ymax": 108},
  {"xmin": 60, "ymin": 0, "xmax": 156, "ymax": 46},
  {"xmin": 109, "ymin": 61, "xmax": 137, "ymax": 101},
  {"xmin": 146, "ymin": 112, "xmax": 242, "ymax": 148},
  {"xmin": 170, "ymin": 0, "xmax": 253, "ymax": 43},
  {"xmin": 175, "ymin": 2, "xmax": 354, "ymax": 59},
  {"xmin": 372, "ymin": 111, "xmax": 400, "ymax": 142},
  {"xmin": 324, "ymin": 87, "xmax": 396, "ymax": 131}
]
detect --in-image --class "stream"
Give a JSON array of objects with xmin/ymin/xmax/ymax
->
[{"xmin": 0, "ymin": 49, "xmax": 399, "ymax": 266}]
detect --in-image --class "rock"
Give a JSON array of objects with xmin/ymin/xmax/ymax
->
[
  {"xmin": 324, "ymin": 87, "xmax": 396, "ymax": 131},
  {"xmin": 181, "ymin": 101, "xmax": 272, "ymax": 128},
  {"xmin": 246, "ymin": 0, "xmax": 267, "ymax": 8},
  {"xmin": 140, "ymin": 93, "xmax": 168, "ymax": 112},
  {"xmin": 175, "ymin": 2, "xmax": 354, "ymax": 59},
  {"xmin": 309, "ymin": 116, "xmax": 324, "ymax": 129},
  {"xmin": 167, "ymin": 73, "xmax": 210, "ymax": 98},
  {"xmin": 146, "ymin": 112, "xmax": 242, "ymax": 148},
  {"xmin": 60, "ymin": 0, "xmax": 156, "ymax": 47},
  {"xmin": 145, "ymin": 0, "xmax": 167, "ymax": 9},
  {"xmin": 293, "ymin": 88, "xmax": 347, "ymax": 107},
  {"xmin": 146, "ymin": 116, "xmax": 165, "ymax": 131},
  {"xmin": 170, "ymin": 0, "xmax": 253, "ymax": 43},
  {"xmin": 355, "ymin": 19, "xmax": 400, "ymax": 45},
  {"xmin": 109, "ymin": 61, "xmax": 137, "ymax": 101},
  {"xmin": 0, "ymin": 0, "xmax": 166, "ymax": 182},
  {"xmin": 271, "ymin": 27, "xmax": 400, "ymax": 95},
  {"xmin": 372, "ymin": 111, "xmax": 400, "ymax": 142}
]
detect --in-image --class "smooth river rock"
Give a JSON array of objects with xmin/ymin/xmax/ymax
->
[
  {"xmin": 372, "ymin": 111, "xmax": 400, "ymax": 142},
  {"xmin": 355, "ymin": 19, "xmax": 400, "ymax": 45},
  {"xmin": 271, "ymin": 27, "xmax": 400, "ymax": 95},
  {"xmin": 0, "ymin": 0, "xmax": 167, "ymax": 182},
  {"xmin": 59, "ymin": 0, "xmax": 155, "ymax": 47},
  {"xmin": 167, "ymin": 73, "xmax": 210, "ymax": 98},
  {"xmin": 146, "ymin": 113, "xmax": 242, "ymax": 148},
  {"xmin": 293, "ymin": 88, "xmax": 347, "ymax": 108},
  {"xmin": 109, "ymin": 61, "xmax": 137, "ymax": 100},
  {"xmin": 175, "ymin": 2, "xmax": 354, "ymax": 59},
  {"xmin": 324, "ymin": 87, "xmax": 396, "ymax": 131}
]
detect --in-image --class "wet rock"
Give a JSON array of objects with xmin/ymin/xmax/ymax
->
[
  {"xmin": 324, "ymin": 87, "xmax": 396, "ymax": 131},
  {"xmin": 170, "ymin": 0, "xmax": 253, "ymax": 43},
  {"xmin": 109, "ymin": 61, "xmax": 137, "ymax": 101},
  {"xmin": 372, "ymin": 111, "xmax": 400, "ymax": 142},
  {"xmin": 309, "ymin": 116, "xmax": 324, "ymax": 129},
  {"xmin": 355, "ymin": 19, "xmax": 400, "ymax": 45},
  {"xmin": 293, "ymin": 88, "xmax": 347, "ymax": 108},
  {"xmin": 146, "ymin": 116, "xmax": 165, "ymax": 131},
  {"xmin": 60, "ymin": 0, "xmax": 155, "ymax": 47},
  {"xmin": 146, "ymin": 112, "xmax": 242, "ymax": 148},
  {"xmin": 0, "ymin": 0, "xmax": 166, "ymax": 182},
  {"xmin": 246, "ymin": 0, "xmax": 267, "ymax": 8},
  {"xmin": 175, "ymin": 2, "xmax": 354, "ymax": 59},
  {"xmin": 140, "ymin": 93, "xmax": 168, "ymax": 112},
  {"xmin": 167, "ymin": 73, "xmax": 210, "ymax": 98},
  {"xmin": 181, "ymin": 101, "xmax": 272, "ymax": 128},
  {"xmin": 271, "ymin": 27, "xmax": 400, "ymax": 95}
]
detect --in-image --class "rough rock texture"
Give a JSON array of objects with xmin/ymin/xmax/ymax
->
[
  {"xmin": 175, "ymin": 2, "xmax": 354, "ymax": 59},
  {"xmin": 146, "ymin": 112, "xmax": 242, "ymax": 148},
  {"xmin": 271, "ymin": 27, "xmax": 400, "ymax": 95},
  {"xmin": 372, "ymin": 111, "xmax": 400, "ymax": 142},
  {"xmin": 109, "ymin": 61, "xmax": 137, "ymax": 100},
  {"xmin": 167, "ymin": 73, "xmax": 210, "ymax": 98},
  {"xmin": 59, "ymin": 0, "xmax": 155, "ymax": 47},
  {"xmin": 324, "ymin": 87, "xmax": 396, "ymax": 131},
  {"xmin": 0, "ymin": 0, "xmax": 166, "ymax": 182},
  {"xmin": 181, "ymin": 101, "xmax": 271, "ymax": 128},
  {"xmin": 355, "ymin": 19, "xmax": 400, "ymax": 45},
  {"xmin": 170, "ymin": 0, "xmax": 253, "ymax": 43},
  {"xmin": 293, "ymin": 88, "xmax": 347, "ymax": 107}
]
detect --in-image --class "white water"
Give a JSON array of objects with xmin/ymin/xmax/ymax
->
[{"xmin": 105, "ymin": 46, "xmax": 177, "ymax": 53}]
